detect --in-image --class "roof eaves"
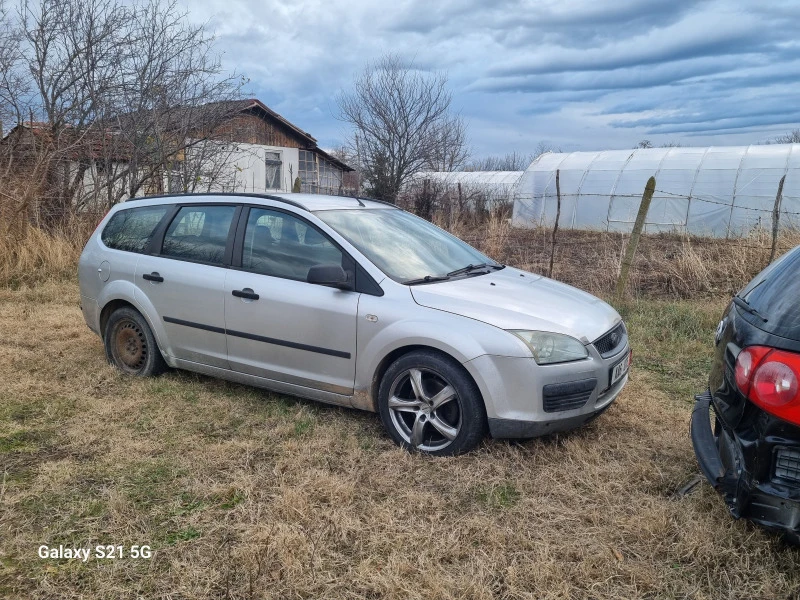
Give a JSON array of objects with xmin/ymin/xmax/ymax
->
[
  {"xmin": 313, "ymin": 146, "xmax": 354, "ymax": 172},
  {"xmin": 244, "ymin": 98, "xmax": 317, "ymax": 145}
]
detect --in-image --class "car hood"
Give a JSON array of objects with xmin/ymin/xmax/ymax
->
[{"xmin": 410, "ymin": 267, "xmax": 621, "ymax": 343}]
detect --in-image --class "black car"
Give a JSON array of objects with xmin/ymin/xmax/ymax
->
[{"xmin": 692, "ymin": 245, "xmax": 800, "ymax": 543}]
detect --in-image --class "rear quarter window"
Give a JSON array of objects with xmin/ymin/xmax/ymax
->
[
  {"xmin": 101, "ymin": 206, "xmax": 169, "ymax": 253},
  {"xmin": 741, "ymin": 246, "xmax": 800, "ymax": 339}
]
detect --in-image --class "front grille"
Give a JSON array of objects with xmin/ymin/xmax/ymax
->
[
  {"xmin": 775, "ymin": 447, "xmax": 800, "ymax": 484},
  {"xmin": 593, "ymin": 322, "xmax": 627, "ymax": 357},
  {"xmin": 543, "ymin": 378, "xmax": 597, "ymax": 413}
]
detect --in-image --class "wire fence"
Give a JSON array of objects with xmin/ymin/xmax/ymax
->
[{"xmin": 401, "ymin": 174, "xmax": 800, "ymax": 300}]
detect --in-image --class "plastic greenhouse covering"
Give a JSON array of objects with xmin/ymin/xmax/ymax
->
[
  {"xmin": 413, "ymin": 171, "xmax": 524, "ymax": 197},
  {"xmin": 511, "ymin": 145, "xmax": 800, "ymax": 237}
]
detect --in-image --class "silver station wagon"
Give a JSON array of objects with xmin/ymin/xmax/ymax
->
[{"xmin": 79, "ymin": 193, "xmax": 631, "ymax": 455}]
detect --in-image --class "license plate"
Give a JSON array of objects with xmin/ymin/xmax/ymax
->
[{"xmin": 610, "ymin": 352, "xmax": 630, "ymax": 386}]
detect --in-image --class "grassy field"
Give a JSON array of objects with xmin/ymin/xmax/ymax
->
[{"xmin": 1, "ymin": 279, "xmax": 799, "ymax": 599}]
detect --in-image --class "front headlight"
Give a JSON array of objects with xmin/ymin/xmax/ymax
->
[{"xmin": 508, "ymin": 330, "xmax": 588, "ymax": 365}]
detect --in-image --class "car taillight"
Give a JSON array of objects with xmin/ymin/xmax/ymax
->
[{"xmin": 735, "ymin": 346, "xmax": 800, "ymax": 425}]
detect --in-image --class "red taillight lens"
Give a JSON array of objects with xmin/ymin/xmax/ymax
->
[
  {"xmin": 735, "ymin": 346, "xmax": 800, "ymax": 425},
  {"xmin": 734, "ymin": 346, "xmax": 771, "ymax": 395}
]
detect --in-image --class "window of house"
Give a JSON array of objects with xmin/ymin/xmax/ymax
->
[
  {"xmin": 101, "ymin": 206, "xmax": 169, "ymax": 253},
  {"xmin": 265, "ymin": 151, "xmax": 282, "ymax": 189},
  {"xmin": 299, "ymin": 150, "xmax": 318, "ymax": 192},
  {"xmin": 319, "ymin": 156, "xmax": 342, "ymax": 193},
  {"xmin": 241, "ymin": 208, "xmax": 343, "ymax": 280},
  {"xmin": 161, "ymin": 205, "xmax": 236, "ymax": 265}
]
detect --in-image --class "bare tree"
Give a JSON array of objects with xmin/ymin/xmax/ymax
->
[
  {"xmin": 21, "ymin": 0, "xmax": 131, "ymax": 221},
  {"xmin": 772, "ymin": 129, "xmax": 800, "ymax": 144},
  {"xmin": 4, "ymin": 0, "xmax": 244, "ymax": 226},
  {"xmin": 0, "ymin": 0, "xmax": 40, "ymax": 233},
  {"xmin": 466, "ymin": 142, "xmax": 562, "ymax": 172},
  {"xmin": 425, "ymin": 114, "xmax": 469, "ymax": 172},
  {"xmin": 336, "ymin": 54, "xmax": 467, "ymax": 203},
  {"xmin": 100, "ymin": 1, "xmax": 245, "ymax": 205}
]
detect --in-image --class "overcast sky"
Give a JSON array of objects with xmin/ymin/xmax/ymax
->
[{"xmin": 184, "ymin": 0, "xmax": 800, "ymax": 158}]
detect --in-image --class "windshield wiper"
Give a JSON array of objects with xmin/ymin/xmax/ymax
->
[
  {"xmin": 403, "ymin": 275, "xmax": 451, "ymax": 286},
  {"xmin": 446, "ymin": 263, "xmax": 505, "ymax": 277},
  {"xmin": 733, "ymin": 296, "xmax": 768, "ymax": 323}
]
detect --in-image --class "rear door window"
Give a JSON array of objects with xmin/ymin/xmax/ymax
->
[
  {"xmin": 101, "ymin": 205, "xmax": 169, "ymax": 253},
  {"xmin": 740, "ymin": 246, "xmax": 800, "ymax": 339},
  {"xmin": 161, "ymin": 205, "xmax": 237, "ymax": 265}
]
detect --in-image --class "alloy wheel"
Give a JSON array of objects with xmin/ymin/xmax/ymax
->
[{"xmin": 387, "ymin": 367, "xmax": 462, "ymax": 452}]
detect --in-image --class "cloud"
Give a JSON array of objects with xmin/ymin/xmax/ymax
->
[{"xmin": 182, "ymin": 0, "xmax": 800, "ymax": 155}]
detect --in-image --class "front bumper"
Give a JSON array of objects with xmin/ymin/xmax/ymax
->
[
  {"xmin": 481, "ymin": 361, "xmax": 628, "ymax": 439},
  {"xmin": 691, "ymin": 390, "xmax": 800, "ymax": 542},
  {"xmin": 488, "ymin": 395, "xmax": 617, "ymax": 438}
]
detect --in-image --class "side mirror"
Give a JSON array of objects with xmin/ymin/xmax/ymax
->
[{"xmin": 307, "ymin": 264, "xmax": 351, "ymax": 290}]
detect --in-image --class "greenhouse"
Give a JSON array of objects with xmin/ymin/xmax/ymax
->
[{"xmin": 511, "ymin": 145, "xmax": 800, "ymax": 237}]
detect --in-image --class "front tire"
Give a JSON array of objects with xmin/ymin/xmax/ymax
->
[
  {"xmin": 378, "ymin": 350, "xmax": 487, "ymax": 456},
  {"xmin": 104, "ymin": 307, "xmax": 167, "ymax": 376}
]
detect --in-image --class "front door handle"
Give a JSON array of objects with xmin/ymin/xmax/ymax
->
[
  {"xmin": 143, "ymin": 272, "xmax": 164, "ymax": 283},
  {"xmin": 232, "ymin": 288, "xmax": 259, "ymax": 300}
]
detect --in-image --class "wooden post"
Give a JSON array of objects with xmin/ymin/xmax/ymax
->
[
  {"xmin": 614, "ymin": 176, "xmax": 656, "ymax": 302},
  {"xmin": 547, "ymin": 169, "xmax": 561, "ymax": 278},
  {"xmin": 769, "ymin": 175, "xmax": 786, "ymax": 264}
]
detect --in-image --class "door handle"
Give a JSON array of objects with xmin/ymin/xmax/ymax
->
[
  {"xmin": 232, "ymin": 288, "xmax": 259, "ymax": 300},
  {"xmin": 143, "ymin": 272, "xmax": 164, "ymax": 283}
]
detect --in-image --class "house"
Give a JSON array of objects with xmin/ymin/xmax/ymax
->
[
  {"xmin": 198, "ymin": 98, "xmax": 355, "ymax": 196},
  {"xmin": 1, "ymin": 99, "xmax": 356, "ymax": 215}
]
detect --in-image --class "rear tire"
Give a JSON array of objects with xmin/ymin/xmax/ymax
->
[
  {"xmin": 378, "ymin": 350, "xmax": 487, "ymax": 456},
  {"xmin": 104, "ymin": 307, "xmax": 167, "ymax": 377}
]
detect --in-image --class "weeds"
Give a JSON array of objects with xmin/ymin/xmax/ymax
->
[
  {"xmin": 475, "ymin": 482, "xmax": 521, "ymax": 509},
  {"xmin": 2, "ymin": 212, "xmax": 800, "ymax": 597},
  {"xmin": 1, "ymin": 279, "xmax": 799, "ymax": 599}
]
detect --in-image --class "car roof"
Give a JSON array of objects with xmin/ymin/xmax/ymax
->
[{"xmin": 124, "ymin": 192, "xmax": 395, "ymax": 212}]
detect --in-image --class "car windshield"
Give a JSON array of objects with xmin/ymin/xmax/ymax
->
[{"xmin": 316, "ymin": 208, "xmax": 497, "ymax": 283}]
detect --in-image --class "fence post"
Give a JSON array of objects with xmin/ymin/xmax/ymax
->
[
  {"xmin": 547, "ymin": 169, "xmax": 561, "ymax": 278},
  {"xmin": 769, "ymin": 174, "xmax": 786, "ymax": 264},
  {"xmin": 614, "ymin": 176, "xmax": 656, "ymax": 302}
]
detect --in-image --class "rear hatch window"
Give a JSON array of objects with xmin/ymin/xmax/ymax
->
[{"xmin": 738, "ymin": 246, "xmax": 800, "ymax": 339}]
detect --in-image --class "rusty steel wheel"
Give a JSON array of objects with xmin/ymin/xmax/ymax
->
[
  {"xmin": 104, "ymin": 306, "xmax": 167, "ymax": 377},
  {"xmin": 112, "ymin": 319, "xmax": 148, "ymax": 372}
]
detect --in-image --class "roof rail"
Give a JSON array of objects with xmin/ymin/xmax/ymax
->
[
  {"xmin": 357, "ymin": 196, "xmax": 401, "ymax": 209},
  {"xmin": 124, "ymin": 192, "xmax": 308, "ymax": 211}
]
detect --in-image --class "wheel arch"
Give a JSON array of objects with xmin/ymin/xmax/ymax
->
[
  {"xmin": 369, "ymin": 344, "xmax": 486, "ymax": 414},
  {"xmin": 98, "ymin": 296, "xmax": 171, "ymax": 364},
  {"xmin": 99, "ymin": 298, "xmax": 138, "ymax": 335}
]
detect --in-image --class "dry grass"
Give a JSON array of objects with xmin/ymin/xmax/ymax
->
[
  {"xmin": 1, "ymin": 211, "xmax": 798, "ymax": 300},
  {"xmin": 460, "ymin": 225, "xmax": 800, "ymax": 300},
  {"xmin": 1, "ymin": 281, "xmax": 800, "ymax": 599},
  {"xmin": 0, "ymin": 220, "xmax": 96, "ymax": 288}
]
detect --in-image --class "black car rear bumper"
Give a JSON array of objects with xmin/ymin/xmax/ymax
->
[{"xmin": 691, "ymin": 390, "xmax": 800, "ymax": 542}]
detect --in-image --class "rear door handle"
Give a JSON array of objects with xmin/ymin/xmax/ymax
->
[
  {"xmin": 143, "ymin": 272, "xmax": 164, "ymax": 283},
  {"xmin": 232, "ymin": 288, "xmax": 259, "ymax": 300}
]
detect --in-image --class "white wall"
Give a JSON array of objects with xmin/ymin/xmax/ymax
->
[{"xmin": 225, "ymin": 142, "xmax": 299, "ymax": 194}]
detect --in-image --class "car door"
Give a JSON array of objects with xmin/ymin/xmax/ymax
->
[
  {"xmin": 135, "ymin": 203, "xmax": 239, "ymax": 369},
  {"xmin": 224, "ymin": 206, "xmax": 359, "ymax": 395}
]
